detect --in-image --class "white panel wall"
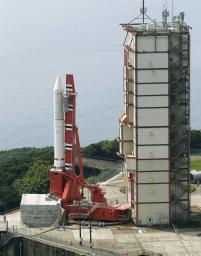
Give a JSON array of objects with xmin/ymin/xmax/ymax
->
[
  {"xmin": 123, "ymin": 124, "xmax": 133, "ymax": 140},
  {"xmin": 138, "ymin": 184, "xmax": 169, "ymax": 202},
  {"xmin": 129, "ymin": 51, "xmax": 135, "ymax": 66},
  {"xmin": 138, "ymin": 108, "xmax": 169, "ymax": 126},
  {"xmin": 137, "ymin": 53, "xmax": 168, "ymax": 69},
  {"xmin": 124, "ymin": 33, "xmax": 171, "ymax": 226},
  {"xmin": 120, "ymin": 124, "xmax": 133, "ymax": 156},
  {"xmin": 137, "ymin": 70, "xmax": 168, "ymax": 83},
  {"xmin": 137, "ymin": 36, "xmax": 168, "ymax": 53},
  {"xmin": 138, "ymin": 159, "xmax": 169, "ymax": 171},
  {"xmin": 123, "ymin": 142, "xmax": 133, "ymax": 155},
  {"xmin": 138, "ymin": 145, "xmax": 169, "ymax": 159},
  {"xmin": 137, "ymin": 36, "xmax": 155, "ymax": 52},
  {"xmin": 125, "ymin": 33, "xmax": 135, "ymax": 48},
  {"xmin": 138, "ymin": 96, "xmax": 168, "ymax": 108},
  {"xmin": 138, "ymin": 172, "xmax": 169, "ymax": 183},
  {"xmin": 156, "ymin": 36, "xmax": 168, "ymax": 51},
  {"xmin": 128, "ymin": 106, "xmax": 134, "ymax": 124},
  {"xmin": 138, "ymin": 127, "xmax": 169, "ymax": 145},
  {"xmin": 126, "ymin": 158, "xmax": 136, "ymax": 171},
  {"xmin": 138, "ymin": 204, "xmax": 169, "ymax": 225},
  {"xmin": 137, "ymin": 84, "xmax": 168, "ymax": 95}
]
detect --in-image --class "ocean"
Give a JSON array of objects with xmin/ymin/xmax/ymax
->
[{"xmin": 0, "ymin": 0, "xmax": 200, "ymax": 150}]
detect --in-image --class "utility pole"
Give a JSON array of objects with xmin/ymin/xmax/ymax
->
[
  {"xmin": 172, "ymin": 0, "xmax": 174, "ymax": 21},
  {"xmin": 19, "ymin": 242, "xmax": 22, "ymax": 256},
  {"xmin": 89, "ymin": 204, "xmax": 92, "ymax": 248},
  {"xmin": 79, "ymin": 202, "xmax": 82, "ymax": 246}
]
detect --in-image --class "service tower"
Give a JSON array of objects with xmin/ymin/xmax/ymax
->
[{"xmin": 119, "ymin": 4, "xmax": 191, "ymax": 225}]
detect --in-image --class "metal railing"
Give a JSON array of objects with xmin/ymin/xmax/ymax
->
[{"xmin": 9, "ymin": 226, "xmax": 126, "ymax": 256}]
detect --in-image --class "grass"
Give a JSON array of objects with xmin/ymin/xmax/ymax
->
[
  {"xmin": 87, "ymin": 168, "xmax": 120, "ymax": 184},
  {"xmin": 191, "ymin": 160, "xmax": 201, "ymax": 171}
]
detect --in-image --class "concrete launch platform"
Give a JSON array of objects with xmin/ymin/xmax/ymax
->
[
  {"xmin": 5, "ymin": 210, "xmax": 201, "ymax": 256},
  {"xmin": 20, "ymin": 194, "xmax": 62, "ymax": 227}
]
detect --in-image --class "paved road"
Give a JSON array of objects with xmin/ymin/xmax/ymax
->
[{"xmin": 191, "ymin": 155, "xmax": 201, "ymax": 161}]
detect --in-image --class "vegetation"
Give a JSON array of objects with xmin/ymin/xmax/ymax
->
[
  {"xmin": 191, "ymin": 129, "xmax": 201, "ymax": 151},
  {"xmin": 0, "ymin": 140, "xmax": 119, "ymax": 213},
  {"xmin": 14, "ymin": 162, "xmax": 51, "ymax": 196},
  {"xmin": 81, "ymin": 139, "xmax": 119, "ymax": 160},
  {"xmin": 87, "ymin": 168, "xmax": 120, "ymax": 184},
  {"xmin": 191, "ymin": 160, "xmax": 201, "ymax": 171},
  {"xmin": 0, "ymin": 147, "xmax": 53, "ymax": 212}
]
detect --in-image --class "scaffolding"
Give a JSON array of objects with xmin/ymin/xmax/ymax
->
[{"xmin": 169, "ymin": 31, "xmax": 190, "ymax": 222}]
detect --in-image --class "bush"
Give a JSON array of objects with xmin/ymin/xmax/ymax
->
[
  {"xmin": 81, "ymin": 139, "xmax": 119, "ymax": 160},
  {"xmin": 191, "ymin": 130, "xmax": 201, "ymax": 151}
]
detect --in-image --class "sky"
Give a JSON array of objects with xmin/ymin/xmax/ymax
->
[{"xmin": 0, "ymin": 0, "xmax": 200, "ymax": 149}]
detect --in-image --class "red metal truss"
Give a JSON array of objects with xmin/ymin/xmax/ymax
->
[{"xmin": 50, "ymin": 74, "xmax": 130, "ymax": 222}]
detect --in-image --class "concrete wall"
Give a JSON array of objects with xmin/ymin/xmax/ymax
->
[
  {"xmin": 137, "ymin": 83, "xmax": 168, "ymax": 96},
  {"xmin": 138, "ymin": 172, "xmax": 169, "ymax": 183},
  {"xmin": 138, "ymin": 160, "xmax": 169, "ymax": 171},
  {"xmin": 137, "ymin": 36, "xmax": 168, "ymax": 52},
  {"xmin": 21, "ymin": 194, "xmax": 62, "ymax": 227},
  {"xmin": 0, "ymin": 236, "xmax": 78, "ymax": 256},
  {"xmin": 137, "ymin": 53, "xmax": 168, "ymax": 69},
  {"xmin": 137, "ymin": 70, "xmax": 168, "ymax": 83},
  {"xmin": 138, "ymin": 184, "xmax": 169, "ymax": 203},
  {"xmin": 122, "ymin": 33, "xmax": 170, "ymax": 226},
  {"xmin": 138, "ymin": 108, "xmax": 169, "ymax": 126},
  {"xmin": 137, "ymin": 128, "xmax": 169, "ymax": 145},
  {"xmin": 138, "ymin": 204, "xmax": 169, "ymax": 225}
]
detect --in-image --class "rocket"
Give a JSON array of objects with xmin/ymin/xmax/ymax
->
[{"xmin": 53, "ymin": 76, "xmax": 65, "ymax": 170}]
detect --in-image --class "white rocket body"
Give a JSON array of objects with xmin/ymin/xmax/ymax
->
[{"xmin": 54, "ymin": 76, "xmax": 65, "ymax": 169}]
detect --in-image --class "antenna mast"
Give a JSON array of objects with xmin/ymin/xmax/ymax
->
[
  {"xmin": 172, "ymin": 0, "xmax": 174, "ymax": 21},
  {"xmin": 142, "ymin": 0, "xmax": 145, "ymax": 24}
]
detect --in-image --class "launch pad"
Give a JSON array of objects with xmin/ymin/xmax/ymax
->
[{"xmin": 20, "ymin": 74, "xmax": 130, "ymax": 227}]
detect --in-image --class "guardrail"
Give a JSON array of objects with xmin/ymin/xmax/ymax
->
[
  {"xmin": 4, "ymin": 224, "xmax": 162, "ymax": 255},
  {"xmin": 9, "ymin": 226, "xmax": 126, "ymax": 256}
]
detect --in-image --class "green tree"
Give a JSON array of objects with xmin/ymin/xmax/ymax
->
[
  {"xmin": 14, "ymin": 162, "xmax": 50, "ymax": 196},
  {"xmin": 81, "ymin": 139, "xmax": 119, "ymax": 160},
  {"xmin": 191, "ymin": 129, "xmax": 201, "ymax": 150}
]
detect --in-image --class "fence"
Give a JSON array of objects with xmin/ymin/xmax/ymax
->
[
  {"xmin": 191, "ymin": 149, "xmax": 201, "ymax": 155},
  {"xmin": 9, "ymin": 226, "xmax": 128, "ymax": 256}
]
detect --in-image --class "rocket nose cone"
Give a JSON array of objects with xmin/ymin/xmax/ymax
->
[{"xmin": 54, "ymin": 76, "xmax": 64, "ymax": 92}]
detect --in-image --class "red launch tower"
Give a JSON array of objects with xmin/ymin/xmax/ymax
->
[{"xmin": 50, "ymin": 74, "xmax": 130, "ymax": 222}]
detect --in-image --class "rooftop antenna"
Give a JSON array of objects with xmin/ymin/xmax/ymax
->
[
  {"xmin": 172, "ymin": 0, "xmax": 174, "ymax": 21},
  {"xmin": 162, "ymin": 0, "xmax": 170, "ymax": 27},
  {"xmin": 140, "ymin": 0, "xmax": 147, "ymax": 24}
]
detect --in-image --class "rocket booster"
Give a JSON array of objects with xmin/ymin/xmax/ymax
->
[{"xmin": 54, "ymin": 76, "xmax": 65, "ymax": 169}]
